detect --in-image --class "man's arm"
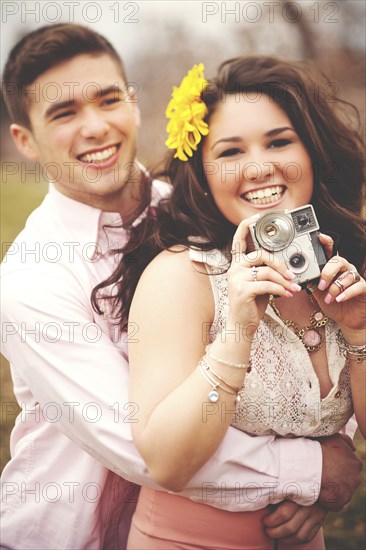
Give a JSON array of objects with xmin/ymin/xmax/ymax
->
[
  {"xmin": 262, "ymin": 433, "xmax": 362, "ymax": 544},
  {"xmin": 1, "ymin": 267, "xmax": 361, "ymax": 512}
]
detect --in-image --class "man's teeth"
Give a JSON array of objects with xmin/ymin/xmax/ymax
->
[
  {"xmin": 244, "ymin": 186, "xmax": 284, "ymax": 204},
  {"xmin": 79, "ymin": 145, "xmax": 117, "ymax": 163}
]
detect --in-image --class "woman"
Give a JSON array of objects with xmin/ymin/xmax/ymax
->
[{"xmin": 94, "ymin": 57, "xmax": 365, "ymax": 549}]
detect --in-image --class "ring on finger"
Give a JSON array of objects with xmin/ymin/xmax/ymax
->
[
  {"xmin": 250, "ymin": 266, "xmax": 258, "ymax": 282},
  {"xmin": 337, "ymin": 270, "xmax": 350, "ymax": 282},
  {"xmin": 349, "ymin": 269, "xmax": 361, "ymax": 283},
  {"xmin": 334, "ymin": 279, "xmax": 345, "ymax": 293}
]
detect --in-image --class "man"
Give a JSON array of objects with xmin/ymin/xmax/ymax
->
[{"xmin": 0, "ymin": 23, "xmax": 362, "ymax": 549}]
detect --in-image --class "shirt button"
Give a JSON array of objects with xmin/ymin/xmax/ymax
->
[{"xmin": 335, "ymin": 391, "xmax": 341, "ymax": 398}]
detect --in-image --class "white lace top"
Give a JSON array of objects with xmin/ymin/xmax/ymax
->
[{"xmin": 189, "ymin": 246, "xmax": 353, "ymax": 437}]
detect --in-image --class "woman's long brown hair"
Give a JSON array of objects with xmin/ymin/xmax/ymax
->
[{"xmin": 92, "ymin": 56, "xmax": 365, "ymax": 331}]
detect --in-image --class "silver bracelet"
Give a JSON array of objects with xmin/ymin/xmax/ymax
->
[
  {"xmin": 343, "ymin": 340, "xmax": 366, "ymax": 356},
  {"xmin": 205, "ymin": 357, "xmax": 242, "ymax": 393},
  {"xmin": 340, "ymin": 335, "xmax": 366, "ymax": 363},
  {"xmin": 205, "ymin": 344, "xmax": 251, "ymax": 370},
  {"xmin": 198, "ymin": 357, "xmax": 241, "ymax": 403}
]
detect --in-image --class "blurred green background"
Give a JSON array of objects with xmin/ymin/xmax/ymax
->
[{"xmin": 1, "ymin": 1, "xmax": 365, "ymax": 548}]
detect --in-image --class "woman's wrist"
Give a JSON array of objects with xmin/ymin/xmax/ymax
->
[
  {"xmin": 224, "ymin": 317, "xmax": 258, "ymax": 341},
  {"xmin": 339, "ymin": 329, "xmax": 366, "ymax": 364},
  {"xmin": 208, "ymin": 328, "xmax": 253, "ymax": 372}
]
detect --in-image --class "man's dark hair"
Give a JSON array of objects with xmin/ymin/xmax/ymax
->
[{"xmin": 2, "ymin": 23, "xmax": 127, "ymax": 128}]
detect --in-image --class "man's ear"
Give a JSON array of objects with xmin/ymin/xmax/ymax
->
[{"xmin": 10, "ymin": 124, "xmax": 39, "ymax": 160}]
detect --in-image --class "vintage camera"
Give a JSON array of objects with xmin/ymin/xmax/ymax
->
[{"xmin": 249, "ymin": 205, "xmax": 327, "ymax": 287}]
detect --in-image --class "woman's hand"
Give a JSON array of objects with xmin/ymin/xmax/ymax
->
[
  {"xmin": 309, "ymin": 234, "xmax": 366, "ymax": 343},
  {"xmin": 227, "ymin": 215, "xmax": 302, "ymax": 332}
]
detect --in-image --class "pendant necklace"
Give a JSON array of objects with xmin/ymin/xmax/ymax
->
[{"xmin": 269, "ymin": 294, "xmax": 329, "ymax": 352}]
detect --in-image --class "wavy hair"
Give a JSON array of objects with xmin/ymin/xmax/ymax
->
[{"xmin": 92, "ymin": 56, "xmax": 365, "ymax": 330}]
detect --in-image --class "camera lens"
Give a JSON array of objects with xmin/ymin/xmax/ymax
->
[
  {"xmin": 289, "ymin": 253, "xmax": 306, "ymax": 271},
  {"xmin": 297, "ymin": 214, "xmax": 309, "ymax": 227},
  {"xmin": 255, "ymin": 212, "xmax": 295, "ymax": 251}
]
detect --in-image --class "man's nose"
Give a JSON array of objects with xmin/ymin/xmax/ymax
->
[{"xmin": 79, "ymin": 109, "xmax": 109, "ymax": 139}]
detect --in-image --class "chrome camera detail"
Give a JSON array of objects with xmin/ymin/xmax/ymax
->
[{"xmin": 249, "ymin": 205, "xmax": 327, "ymax": 287}]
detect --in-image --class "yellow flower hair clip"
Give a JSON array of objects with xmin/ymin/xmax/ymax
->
[{"xmin": 165, "ymin": 63, "xmax": 209, "ymax": 161}]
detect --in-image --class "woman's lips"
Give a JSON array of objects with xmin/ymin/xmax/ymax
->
[{"xmin": 242, "ymin": 185, "xmax": 286, "ymax": 205}]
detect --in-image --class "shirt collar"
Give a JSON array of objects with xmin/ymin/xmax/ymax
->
[{"xmin": 47, "ymin": 183, "xmax": 123, "ymax": 255}]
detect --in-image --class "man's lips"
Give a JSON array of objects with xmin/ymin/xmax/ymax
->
[
  {"xmin": 241, "ymin": 185, "xmax": 286, "ymax": 205},
  {"xmin": 77, "ymin": 144, "xmax": 120, "ymax": 164}
]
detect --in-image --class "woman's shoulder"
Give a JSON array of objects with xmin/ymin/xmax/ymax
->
[
  {"xmin": 142, "ymin": 243, "xmax": 229, "ymax": 278},
  {"xmin": 133, "ymin": 246, "xmax": 214, "ymax": 319},
  {"xmin": 140, "ymin": 246, "xmax": 208, "ymax": 285}
]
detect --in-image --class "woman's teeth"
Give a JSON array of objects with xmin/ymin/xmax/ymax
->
[
  {"xmin": 243, "ymin": 186, "xmax": 284, "ymax": 205},
  {"xmin": 79, "ymin": 145, "xmax": 117, "ymax": 163}
]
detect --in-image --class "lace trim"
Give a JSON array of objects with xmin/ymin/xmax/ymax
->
[{"xmin": 189, "ymin": 247, "xmax": 353, "ymax": 437}]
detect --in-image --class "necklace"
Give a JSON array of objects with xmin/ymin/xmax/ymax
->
[{"xmin": 269, "ymin": 294, "xmax": 329, "ymax": 352}]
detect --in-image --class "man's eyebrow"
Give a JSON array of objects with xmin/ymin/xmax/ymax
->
[
  {"xmin": 45, "ymin": 100, "xmax": 74, "ymax": 120},
  {"xmin": 44, "ymin": 85, "xmax": 124, "ymax": 119},
  {"xmin": 98, "ymin": 84, "xmax": 124, "ymax": 97}
]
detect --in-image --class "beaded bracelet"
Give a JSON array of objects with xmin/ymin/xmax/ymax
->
[
  {"xmin": 205, "ymin": 357, "xmax": 242, "ymax": 393},
  {"xmin": 205, "ymin": 344, "xmax": 250, "ymax": 370}
]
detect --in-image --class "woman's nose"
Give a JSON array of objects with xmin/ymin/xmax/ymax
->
[{"xmin": 243, "ymin": 159, "xmax": 275, "ymax": 184}]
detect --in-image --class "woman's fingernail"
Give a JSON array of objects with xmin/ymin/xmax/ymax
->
[
  {"xmin": 324, "ymin": 293, "xmax": 333, "ymax": 304},
  {"xmin": 336, "ymin": 292, "xmax": 346, "ymax": 303},
  {"xmin": 290, "ymin": 283, "xmax": 302, "ymax": 292},
  {"xmin": 285, "ymin": 290, "xmax": 294, "ymax": 298},
  {"xmin": 318, "ymin": 279, "xmax": 327, "ymax": 291},
  {"xmin": 285, "ymin": 269, "xmax": 296, "ymax": 280}
]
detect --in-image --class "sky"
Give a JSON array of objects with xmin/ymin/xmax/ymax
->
[{"xmin": 1, "ymin": 0, "xmax": 365, "ymax": 76}]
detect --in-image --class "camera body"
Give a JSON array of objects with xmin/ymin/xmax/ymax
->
[{"xmin": 249, "ymin": 204, "xmax": 327, "ymax": 287}]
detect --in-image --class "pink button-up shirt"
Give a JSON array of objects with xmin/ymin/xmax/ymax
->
[{"xmin": 1, "ymin": 181, "xmax": 325, "ymax": 549}]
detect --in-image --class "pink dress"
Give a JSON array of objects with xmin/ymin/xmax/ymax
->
[{"xmin": 127, "ymin": 487, "xmax": 325, "ymax": 549}]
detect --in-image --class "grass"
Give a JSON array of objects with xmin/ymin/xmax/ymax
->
[{"xmin": 1, "ymin": 165, "xmax": 365, "ymax": 547}]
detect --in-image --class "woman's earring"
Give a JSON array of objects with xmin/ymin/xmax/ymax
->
[{"xmin": 204, "ymin": 192, "xmax": 208, "ymax": 196}]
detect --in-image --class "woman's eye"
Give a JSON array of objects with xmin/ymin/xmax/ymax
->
[
  {"xmin": 269, "ymin": 138, "xmax": 292, "ymax": 148},
  {"xmin": 219, "ymin": 148, "xmax": 242, "ymax": 158}
]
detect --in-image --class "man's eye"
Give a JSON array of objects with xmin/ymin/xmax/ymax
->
[
  {"xmin": 219, "ymin": 148, "xmax": 241, "ymax": 158},
  {"xmin": 269, "ymin": 139, "xmax": 292, "ymax": 148},
  {"xmin": 53, "ymin": 111, "xmax": 74, "ymax": 120},
  {"xmin": 103, "ymin": 97, "xmax": 122, "ymax": 106}
]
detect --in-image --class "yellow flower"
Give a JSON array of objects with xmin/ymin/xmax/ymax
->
[{"xmin": 165, "ymin": 64, "xmax": 209, "ymax": 161}]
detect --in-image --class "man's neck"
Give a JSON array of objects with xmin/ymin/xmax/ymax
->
[{"xmin": 52, "ymin": 166, "xmax": 151, "ymax": 224}]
